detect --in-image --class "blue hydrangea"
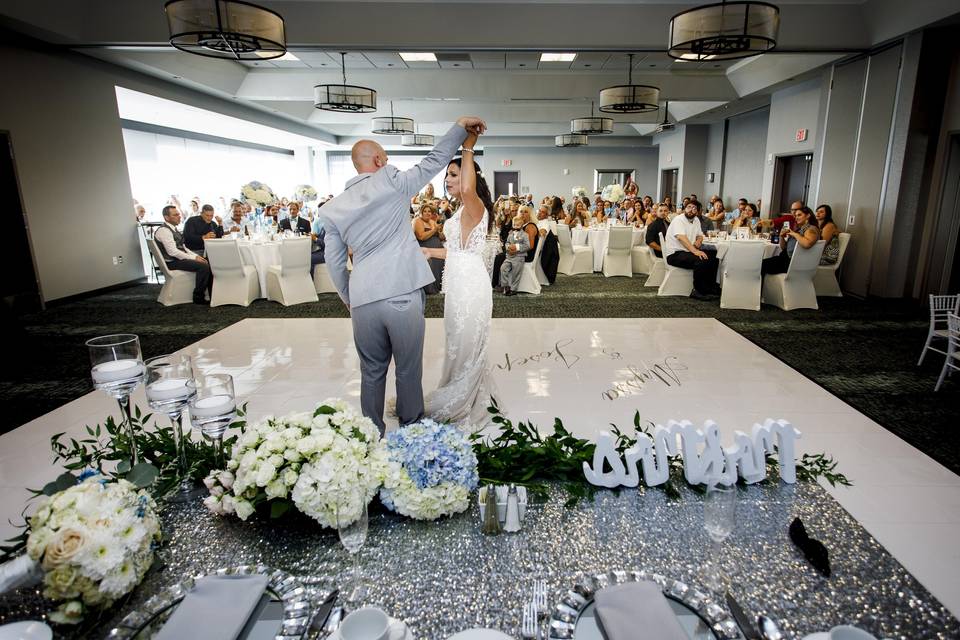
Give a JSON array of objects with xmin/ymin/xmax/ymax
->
[{"xmin": 385, "ymin": 419, "xmax": 479, "ymax": 491}]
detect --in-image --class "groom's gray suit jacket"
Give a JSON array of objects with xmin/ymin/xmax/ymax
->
[{"xmin": 320, "ymin": 124, "xmax": 468, "ymax": 308}]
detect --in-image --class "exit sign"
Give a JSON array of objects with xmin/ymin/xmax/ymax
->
[
  {"xmin": 795, "ymin": 129, "xmax": 808, "ymax": 142},
  {"xmin": 502, "ymin": 159, "xmax": 512, "ymax": 167}
]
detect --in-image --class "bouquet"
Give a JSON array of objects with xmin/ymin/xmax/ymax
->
[
  {"xmin": 572, "ymin": 186, "xmax": 587, "ymax": 198},
  {"xmin": 204, "ymin": 399, "xmax": 386, "ymax": 528},
  {"xmin": 240, "ymin": 181, "xmax": 278, "ymax": 208},
  {"xmin": 379, "ymin": 420, "xmax": 479, "ymax": 520},
  {"xmin": 24, "ymin": 473, "xmax": 161, "ymax": 624},
  {"xmin": 293, "ymin": 184, "xmax": 318, "ymax": 203},
  {"xmin": 601, "ymin": 183, "xmax": 626, "ymax": 204}
]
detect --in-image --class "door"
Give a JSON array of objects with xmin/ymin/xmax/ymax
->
[
  {"xmin": 925, "ymin": 133, "xmax": 960, "ymax": 295},
  {"xmin": 493, "ymin": 171, "xmax": 520, "ymax": 199},
  {"xmin": 773, "ymin": 154, "xmax": 813, "ymax": 214},
  {"xmin": 0, "ymin": 132, "xmax": 42, "ymax": 312},
  {"xmin": 660, "ymin": 168, "xmax": 678, "ymax": 204}
]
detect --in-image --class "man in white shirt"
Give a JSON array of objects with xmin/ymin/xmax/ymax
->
[
  {"xmin": 536, "ymin": 204, "xmax": 557, "ymax": 236},
  {"xmin": 663, "ymin": 200, "xmax": 720, "ymax": 299},
  {"xmin": 153, "ymin": 205, "xmax": 212, "ymax": 305}
]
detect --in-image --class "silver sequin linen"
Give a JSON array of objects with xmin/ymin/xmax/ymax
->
[{"xmin": 1, "ymin": 482, "xmax": 957, "ymax": 639}]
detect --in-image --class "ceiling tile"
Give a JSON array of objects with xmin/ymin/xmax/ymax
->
[
  {"xmin": 362, "ymin": 52, "xmax": 408, "ymax": 69},
  {"xmin": 506, "ymin": 53, "xmax": 539, "ymax": 69},
  {"xmin": 322, "ymin": 52, "xmax": 375, "ymax": 69},
  {"xmin": 294, "ymin": 52, "xmax": 337, "ymax": 68},
  {"xmin": 470, "ymin": 53, "xmax": 505, "ymax": 69},
  {"xmin": 570, "ymin": 53, "xmax": 609, "ymax": 70}
]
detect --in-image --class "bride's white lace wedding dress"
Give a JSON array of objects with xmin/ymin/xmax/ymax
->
[{"xmin": 424, "ymin": 206, "xmax": 498, "ymax": 429}]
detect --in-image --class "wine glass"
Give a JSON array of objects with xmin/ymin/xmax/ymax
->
[
  {"xmin": 145, "ymin": 354, "xmax": 197, "ymax": 498},
  {"xmin": 703, "ymin": 479, "xmax": 736, "ymax": 592},
  {"xmin": 87, "ymin": 334, "xmax": 146, "ymax": 467},
  {"xmin": 337, "ymin": 501, "xmax": 369, "ymax": 605},
  {"xmin": 188, "ymin": 374, "xmax": 237, "ymax": 470}
]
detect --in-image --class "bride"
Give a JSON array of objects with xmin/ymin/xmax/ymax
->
[{"xmin": 420, "ymin": 130, "xmax": 498, "ymax": 429}]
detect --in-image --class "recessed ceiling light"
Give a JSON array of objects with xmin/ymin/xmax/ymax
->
[
  {"xmin": 399, "ymin": 52, "xmax": 437, "ymax": 62},
  {"xmin": 540, "ymin": 53, "xmax": 577, "ymax": 62},
  {"xmin": 519, "ymin": 63, "xmax": 526, "ymax": 67}
]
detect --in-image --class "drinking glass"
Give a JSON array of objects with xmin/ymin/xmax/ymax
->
[
  {"xmin": 337, "ymin": 501, "xmax": 369, "ymax": 605},
  {"xmin": 87, "ymin": 334, "xmax": 146, "ymax": 467},
  {"xmin": 703, "ymin": 480, "xmax": 736, "ymax": 592},
  {"xmin": 188, "ymin": 374, "xmax": 236, "ymax": 469},
  {"xmin": 145, "ymin": 354, "xmax": 197, "ymax": 497}
]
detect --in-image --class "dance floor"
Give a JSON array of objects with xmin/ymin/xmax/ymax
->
[{"xmin": 1, "ymin": 318, "xmax": 957, "ymax": 616}]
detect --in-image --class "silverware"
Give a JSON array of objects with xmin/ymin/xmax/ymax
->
[
  {"xmin": 533, "ymin": 579, "xmax": 548, "ymax": 620},
  {"xmin": 757, "ymin": 614, "xmax": 784, "ymax": 640},
  {"xmin": 521, "ymin": 601, "xmax": 538, "ymax": 640},
  {"xmin": 725, "ymin": 592, "xmax": 761, "ymax": 640},
  {"xmin": 308, "ymin": 588, "xmax": 339, "ymax": 639}
]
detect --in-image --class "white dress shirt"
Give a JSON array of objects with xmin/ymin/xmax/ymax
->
[
  {"xmin": 663, "ymin": 215, "xmax": 703, "ymax": 258},
  {"xmin": 154, "ymin": 222, "xmax": 198, "ymax": 261},
  {"xmin": 537, "ymin": 218, "xmax": 558, "ymax": 236}
]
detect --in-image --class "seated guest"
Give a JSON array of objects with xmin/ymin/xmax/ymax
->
[
  {"xmin": 262, "ymin": 204, "xmax": 279, "ymax": 228},
  {"xmin": 705, "ymin": 199, "xmax": 725, "ymax": 230},
  {"xmin": 490, "ymin": 202, "xmax": 516, "ymax": 287},
  {"xmin": 279, "ymin": 201, "xmax": 311, "ymax": 235},
  {"xmin": 731, "ymin": 203, "xmax": 758, "ymax": 230},
  {"xmin": 592, "ymin": 194, "xmax": 604, "ymax": 213},
  {"xmin": 499, "ymin": 215, "xmax": 530, "ymax": 296},
  {"xmin": 736, "ymin": 197, "xmax": 749, "ymax": 217},
  {"xmin": 518, "ymin": 205, "xmax": 540, "ymax": 261},
  {"xmin": 183, "ymin": 204, "xmax": 223, "ymax": 254},
  {"xmin": 624, "ymin": 180, "xmax": 639, "ymax": 198},
  {"xmin": 663, "ymin": 200, "xmax": 720, "ymax": 299},
  {"xmin": 565, "ymin": 200, "xmax": 590, "ymax": 228},
  {"xmin": 593, "ymin": 204, "xmax": 608, "ymax": 225},
  {"xmin": 662, "ymin": 195, "xmax": 674, "ymax": 211},
  {"xmin": 761, "ymin": 206, "xmax": 820, "ymax": 277},
  {"xmin": 154, "ymin": 205, "xmax": 212, "ymax": 305},
  {"xmin": 645, "ymin": 203, "xmax": 670, "ymax": 258},
  {"xmin": 537, "ymin": 204, "xmax": 558, "ymax": 236},
  {"xmin": 771, "ymin": 201, "xmax": 804, "ymax": 235},
  {"xmin": 641, "ymin": 194, "xmax": 654, "ymax": 213},
  {"xmin": 815, "ymin": 204, "xmax": 841, "ymax": 265},
  {"xmin": 549, "ymin": 196, "xmax": 565, "ymax": 222},
  {"xmin": 226, "ymin": 200, "xmax": 246, "ymax": 233},
  {"xmin": 414, "ymin": 203, "xmax": 444, "ymax": 295},
  {"xmin": 438, "ymin": 198, "xmax": 454, "ymax": 220},
  {"xmin": 627, "ymin": 200, "xmax": 645, "ymax": 226}
]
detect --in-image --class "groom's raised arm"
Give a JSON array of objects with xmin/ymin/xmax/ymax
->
[{"xmin": 386, "ymin": 123, "xmax": 468, "ymax": 198}]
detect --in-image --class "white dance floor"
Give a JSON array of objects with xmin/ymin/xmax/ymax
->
[{"xmin": 1, "ymin": 318, "xmax": 958, "ymax": 615}]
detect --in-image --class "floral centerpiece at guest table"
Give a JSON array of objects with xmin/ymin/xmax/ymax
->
[
  {"xmin": 380, "ymin": 419, "xmax": 479, "ymax": 521},
  {"xmin": 293, "ymin": 184, "xmax": 318, "ymax": 203},
  {"xmin": 601, "ymin": 183, "xmax": 626, "ymax": 204},
  {"xmin": 25, "ymin": 473, "xmax": 161, "ymax": 624},
  {"xmin": 572, "ymin": 186, "xmax": 587, "ymax": 198},
  {"xmin": 240, "ymin": 180, "xmax": 278, "ymax": 208}
]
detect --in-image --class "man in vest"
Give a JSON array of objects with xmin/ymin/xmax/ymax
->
[{"xmin": 154, "ymin": 205, "xmax": 212, "ymax": 305}]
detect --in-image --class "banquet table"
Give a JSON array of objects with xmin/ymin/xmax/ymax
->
[
  {"xmin": 704, "ymin": 239, "xmax": 781, "ymax": 285},
  {"xmin": 3, "ymin": 482, "xmax": 955, "ymax": 639},
  {"xmin": 237, "ymin": 239, "xmax": 282, "ymax": 298},
  {"xmin": 572, "ymin": 225, "xmax": 646, "ymax": 272}
]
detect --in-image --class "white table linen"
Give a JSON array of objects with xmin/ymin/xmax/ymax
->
[
  {"xmin": 237, "ymin": 240, "xmax": 282, "ymax": 297},
  {"xmin": 703, "ymin": 239, "xmax": 781, "ymax": 285}
]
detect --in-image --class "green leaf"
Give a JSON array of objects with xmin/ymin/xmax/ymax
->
[
  {"xmin": 314, "ymin": 405, "xmax": 336, "ymax": 416},
  {"xmin": 116, "ymin": 460, "xmax": 132, "ymax": 474},
  {"xmin": 127, "ymin": 463, "xmax": 159, "ymax": 488},
  {"xmin": 270, "ymin": 500, "xmax": 292, "ymax": 519}
]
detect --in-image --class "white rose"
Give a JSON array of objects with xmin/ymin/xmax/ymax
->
[
  {"xmin": 217, "ymin": 471, "xmax": 235, "ymax": 490},
  {"xmin": 234, "ymin": 499, "xmax": 255, "ymax": 521},
  {"xmin": 203, "ymin": 495, "xmax": 224, "ymax": 515},
  {"xmin": 265, "ymin": 479, "xmax": 287, "ymax": 500},
  {"xmin": 283, "ymin": 468, "xmax": 298, "ymax": 486},
  {"xmin": 255, "ymin": 463, "xmax": 276, "ymax": 487}
]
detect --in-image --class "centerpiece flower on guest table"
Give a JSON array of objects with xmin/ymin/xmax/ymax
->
[
  {"xmin": 293, "ymin": 184, "xmax": 318, "ymax": 203},
  {"xmin": 572, "ymin": 186, "xmax": 587, "ymax": 198},
  {"xmin": 601, "ymin": 183, "xmax": 626, "ymax": 204},
  {"xmin": 240, "ymin": 180, "xmax": 279, "ymax": 209}
]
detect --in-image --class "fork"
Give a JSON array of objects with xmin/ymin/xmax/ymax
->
[
  {"xmin": 521, "ymin": 601, "xmax": 538, "ymax": 640},
  {"xmin": 533, "ymin": 579, "xmax": 549, "ymax": 619}
]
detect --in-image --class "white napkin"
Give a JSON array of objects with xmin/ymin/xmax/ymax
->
[
  {"xmin": 0, "ymin": 555, "xmax": 41, "ymax": 593},
  {"xmin": 156, "ymin": 574, "xmax": 269, "ymax": 640},
  {"xmin": 594, "ymin": 581, "xmax": 687, "ymax": 640}
]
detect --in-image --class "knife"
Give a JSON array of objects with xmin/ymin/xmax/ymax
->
[
  {"xmin": 308, "ymin": 588, "xmax": 339, "ymax": 638},
  {"xmin": 725, "ymin": 592, "xmax": 761, "ymax": 640}
]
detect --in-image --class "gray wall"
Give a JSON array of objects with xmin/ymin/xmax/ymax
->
[
  {"xmin": 703, "ymin": 122, "xmax": 725, "ymax": 204},
  {"xmin": 654, "ymin": 127, "xmax": 684, "ymax": 201},
  {"xmin": 722, "ymin": 108, "xmax": 770, "ymax": 209},
  {"xmin": 480, "ymin": 145, "xmax": 659, "ymax": 200}
]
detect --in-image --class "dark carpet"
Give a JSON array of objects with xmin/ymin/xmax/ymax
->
[{"xmin": 4, "ymin": 275, "xmax": 957, "ymax": 477}]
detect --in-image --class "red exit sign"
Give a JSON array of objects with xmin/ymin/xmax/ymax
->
[
  {"xmin": 795, "ymin": 128, "xmax": 808, "ymax": 142},
  {"xmin": 502, "ymin": 159, "xmax": 512, "ymax": 167}
]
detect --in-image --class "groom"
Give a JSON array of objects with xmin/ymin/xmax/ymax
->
[{"xmin": 320, "ymin": 116, "xmax": 487, "ymax": 434}]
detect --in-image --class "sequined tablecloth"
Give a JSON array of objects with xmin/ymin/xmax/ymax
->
[{"xmin": 1, "ymin": 481, "xmax": 957, "ymax": 639}]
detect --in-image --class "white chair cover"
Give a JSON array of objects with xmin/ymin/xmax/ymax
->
[
  {"xmin": 205, "ymin": 239, "xmax": 260, "ymax": 307},
  {"xmin": 516, "ymin": 233, "xmax": 546, "ymax": 295},
  {"xmin": 935, "ymin": 312, "xmax": 960, "ymax": 391},
  {"xmin": 657, "ymin": 232, "xmax": 693, "ymax": 296},
  {"xmin": 313, "ymin": 263, "xmax": 337, "ymax": 294},
  {"xmin": 761, "ymin": 240, "xmax": 825, "ymax": 310},
  {"xmin": 719, "ymin": 241, "xmax": 767, "ymax": 311},
  {"xmin": 266, "ymin": 237, "xmax": 319, "ymax": 306},
  {"xmin": 813, "ymin": 232, "xmax": 851, "ymax": 297},
  {"xmin": 556, "ymin": 224, "xmax": 593, "ymax": 276},
  {"xmin": 147, "ymin": 238, "xmax": 195, "ymax": 306},
  {"xmin": 602, "ymin": 226, "xmax": 634, "ymax": 278},
  {"xmin": 631, "ymin": 245, "xmax": 653, "ymax": 275}
]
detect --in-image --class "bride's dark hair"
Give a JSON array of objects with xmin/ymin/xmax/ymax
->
[{"xmin": 448, "ymin": 157, "xmax": 495, "ymax": 234}]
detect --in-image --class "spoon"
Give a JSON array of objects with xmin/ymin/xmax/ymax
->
[{"xmin": 757, "ymin": 615, "xmax": 784, "ymax": 640}]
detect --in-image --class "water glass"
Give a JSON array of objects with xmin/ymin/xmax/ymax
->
[
  {"xmin": 703, "ymin": 480, "xmax": 736, "ymax": 592},
  {"xmin": 337, "ymin": 501, "xmax": 369, "ymax": 605},
  {"xmin": 145, "ymin": 354, "xmax": 197, "ymax": 496},
  {"xmin": 87, "ymin": 334, "xmax": 146, "ymax": 467},
  {"xmin": 188, "ymin": 374, "xmax": 236, "ymax": 469}
]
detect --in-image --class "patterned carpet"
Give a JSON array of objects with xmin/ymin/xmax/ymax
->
[{"xmin": 3, "ymin": 275, "xmax": 957, "ymax": 476}]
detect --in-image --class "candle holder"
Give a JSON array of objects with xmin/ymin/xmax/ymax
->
[
  {"xmin": 188, "ymin": 374, "xmax": 237, "ymax": 469},
  {"xmin": 86, "ymin": 334, "xmax": 146, "ymax": 467},
  {"xmin": 145, "ymin": 354, "xmax": 197, "ymax": 499}
]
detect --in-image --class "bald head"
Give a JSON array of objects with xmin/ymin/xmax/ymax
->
[{"xmin": 352, "ymin": 140, "xmax": 387, "ymax": 174}]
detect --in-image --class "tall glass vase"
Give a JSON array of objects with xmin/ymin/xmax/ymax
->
[
  {"xmin": 145, "ymin": 354, "xmax": 197, "ymax": 499},
  {"xmin": 188, "ymin": 374, "xmax": 237, "ymax": 470},
  {"xmin": 87, "ymin": 334, "xmax": 146, "ymax": 468}
]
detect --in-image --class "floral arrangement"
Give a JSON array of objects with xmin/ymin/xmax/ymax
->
[
  {"xmin": 293, "ymin": 184, "xmax": 318, "ymax": 203},
  {"xmin": 601, "ymin": 183, "xmax": 626, "ymax": 204},
  {"xmin": 240, "ymin": 181, "xmax": 278, "ymax": 208},
  {"xmin": 572, "ymin": 186, "xmax": 587, "ymax": 198},
  {"xmin": 379, "ymin": 420, "xmax": 479, "ymax": 521},
  {"xmin": 203, "ymin": 399, "xmax": 386, "ymax": 528},
  {"xmin": 25, "ymin": 472, "xmax": 161, "ymax": 624}
]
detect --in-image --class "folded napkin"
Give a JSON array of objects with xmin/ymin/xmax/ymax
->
[
  {"xmin": 789, "ymin": 517, "xmax": 831, "ymax": 577},
  {"xmin": 0, "ymin": 554, "xmax": 42, "ymax": 594},
  {"xmin": 594, "ymin": 581, "xmax": 687, "ymax": 640},
  {"xmin": 156, "ymin": 574, "xmax": 269, "ymax": 640}
]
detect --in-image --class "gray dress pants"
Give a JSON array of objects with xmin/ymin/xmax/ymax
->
[{"xmin": 350, "ymin": 289, "xmax": 426, "ymax": 434}]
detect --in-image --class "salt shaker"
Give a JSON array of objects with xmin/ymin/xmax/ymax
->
[
  {"xmin": 481, "ymin": 485, "xmax": 502, "ymax": 535},
  {"xmin": 504, "ymin": 484, "xmax": 521, "ymax": 533}
]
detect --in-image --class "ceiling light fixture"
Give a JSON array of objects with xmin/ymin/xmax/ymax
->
[
  {"xmin": 540, "ymin": 53, "xmax": 577, "ymax": 62},
  {"xmin": 371, "ymin": 101, "xmax": 415, "ymax": 135},
  {"xmin": 599, "ymin": 54, "xmax": 660, "ymax": 114},
  {"xmin": 555, "ymin": 134, "xmax": 588, "ymax": 148},
  {"xmin": 571, "ymin": 101, "xmax": 614, "ymax": 135},
  {"xmin": 668, "ymin": 1, "xmax": 779, "ymax": 61},
  {"xmin": 401, "ymin": 124, "xmax": 435, "ymax": 147},
  {"xmin": 399, "ymin": 52, "xmax": 437, "ymax": 62},
  {"xmin": 314, "ymin": 52, "xmax": 377, "ymax": 113},
  {"xmin": 165, "ymin": 0, "xmax": 286, "ymax": 60}
]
